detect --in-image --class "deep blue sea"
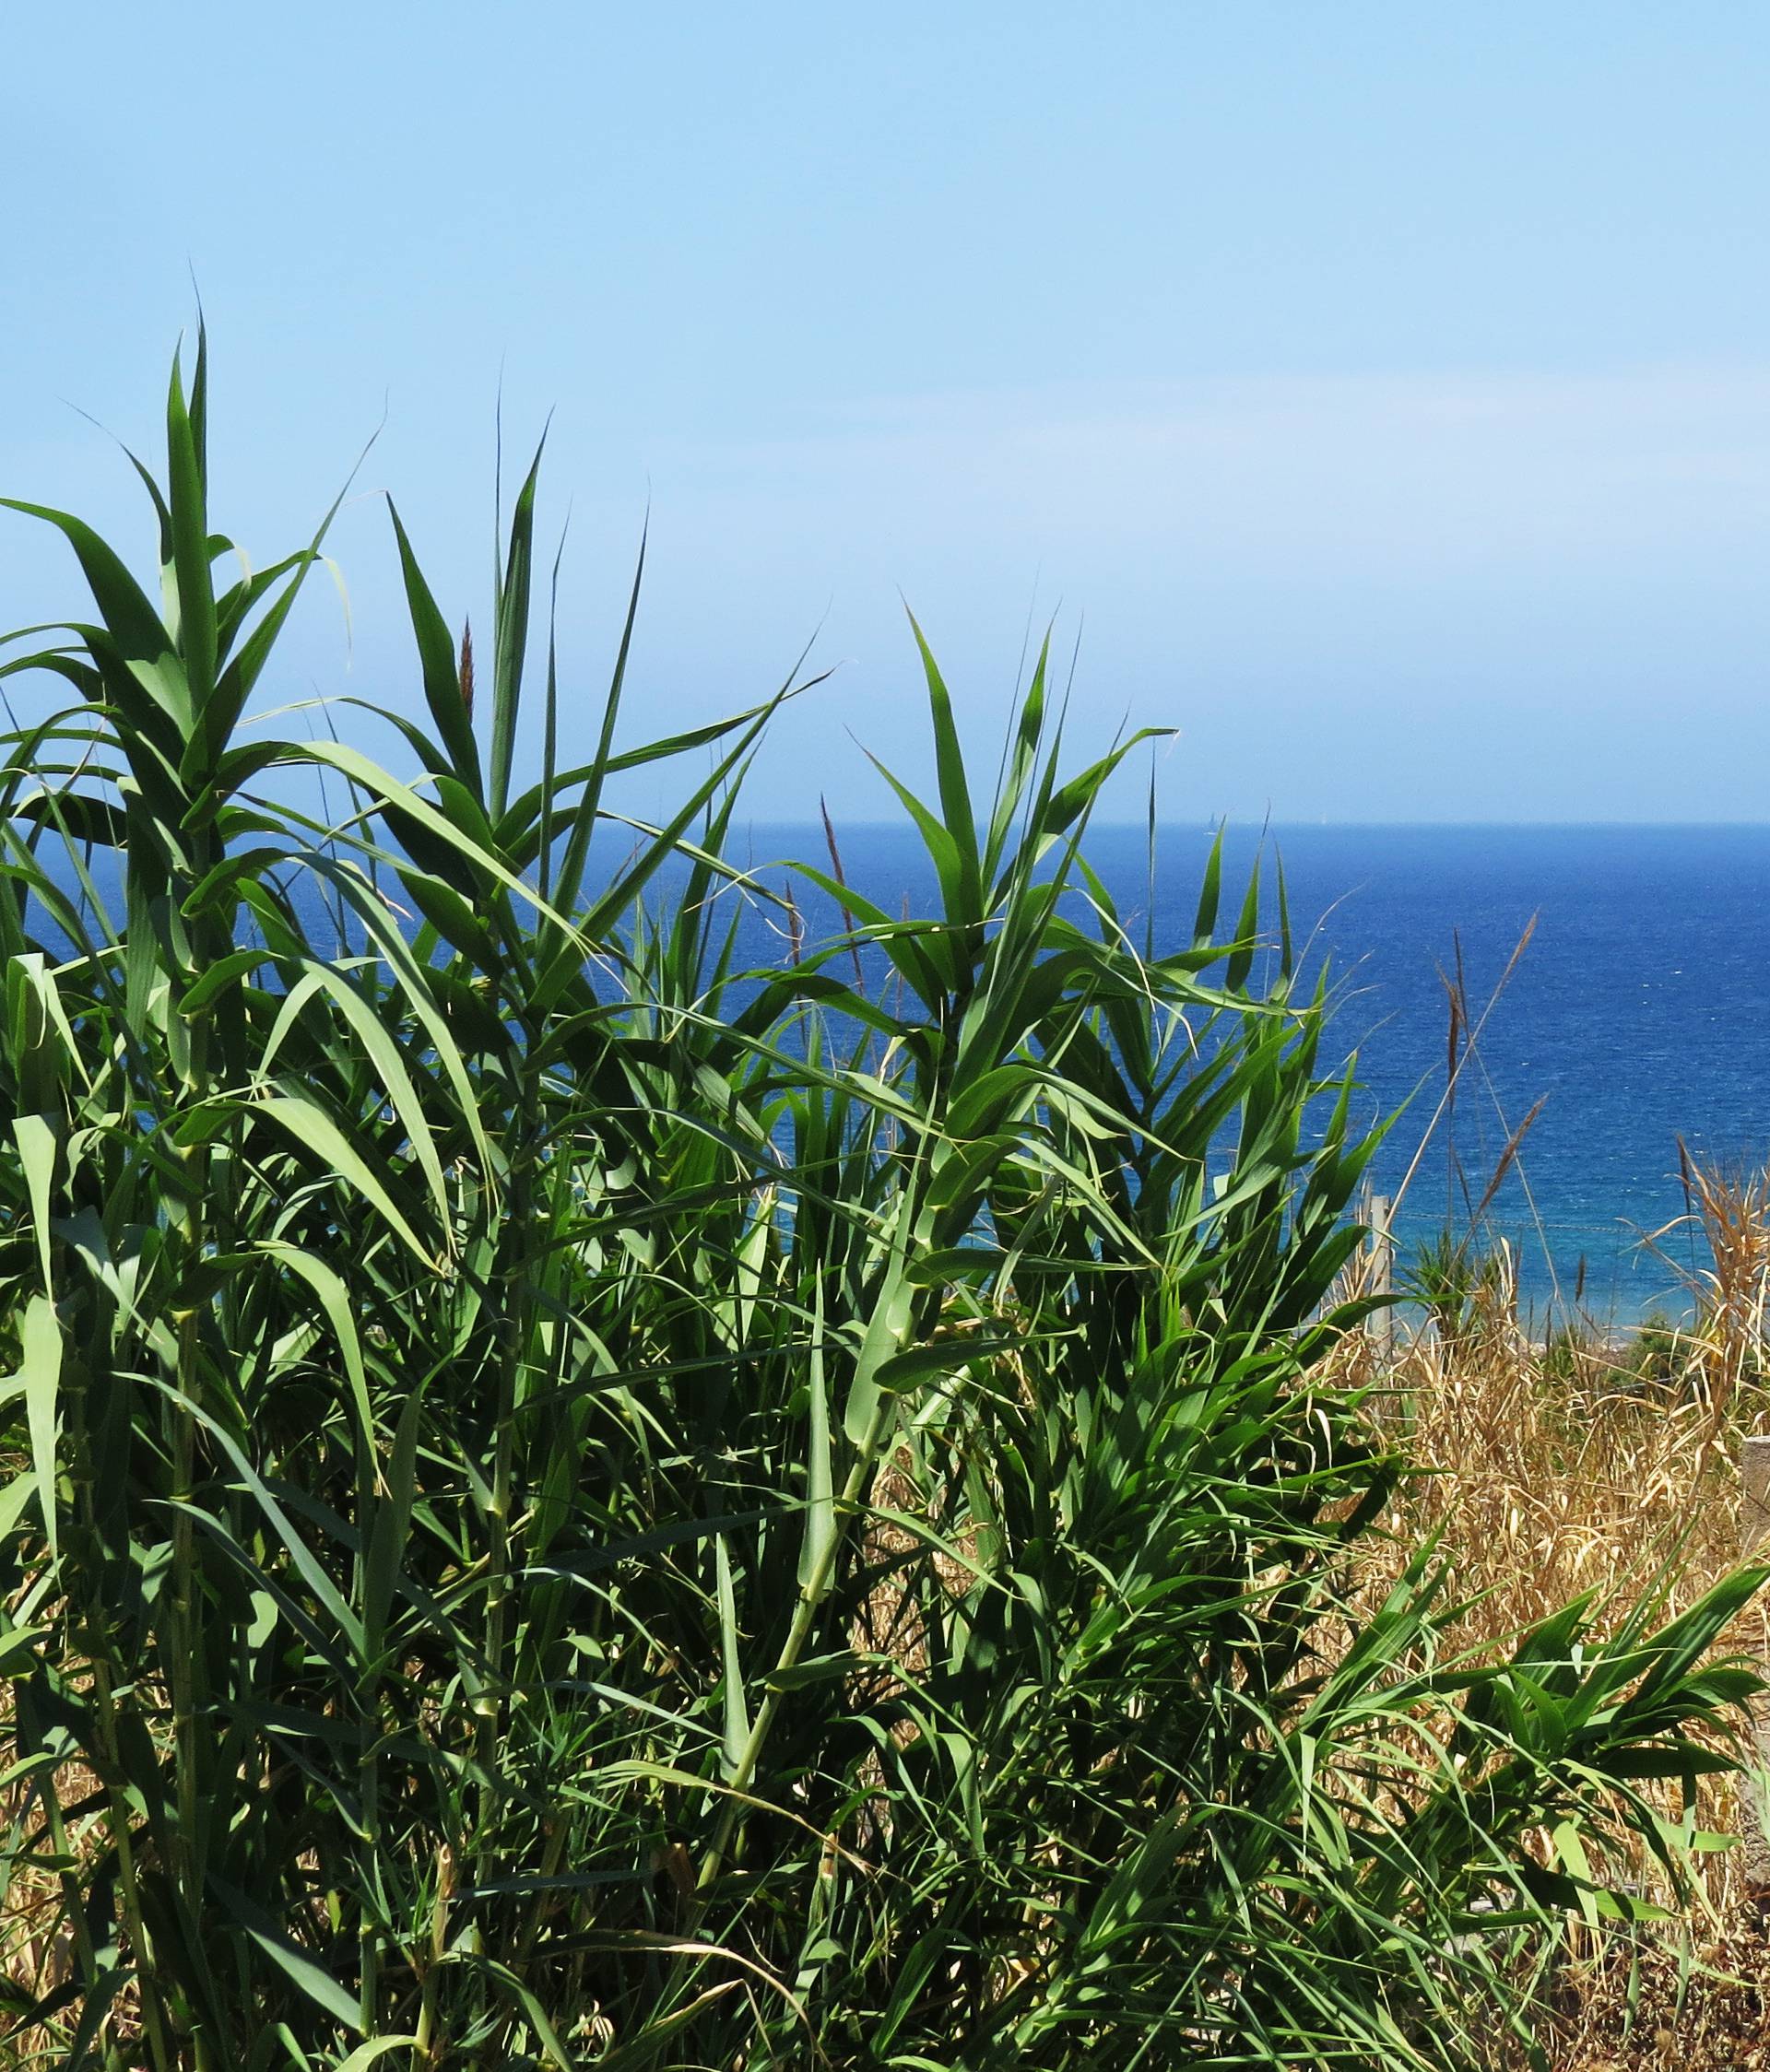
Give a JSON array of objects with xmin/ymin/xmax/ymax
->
[
  {"xmin": 32, "ymin": 820, "xmax": 1766, "ymax": 1325},
  {"xmin": 725, "ymin": 823, "xmax": 1770, "ymax": 1326}
]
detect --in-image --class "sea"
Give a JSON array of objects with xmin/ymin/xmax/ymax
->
[
  {"xmin": 723, "ymin": 822, "xmax": 1770, "ymax": 1328},
  {"xmin": 30, "ymin": 818, "xmax": 1770, "ymax": 1327}
]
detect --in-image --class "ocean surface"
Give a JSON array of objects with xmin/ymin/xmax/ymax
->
[
  {"xmin": 30, "ymin": 819, "xmax": 1769, "ymax": 1325},
  {"xmin": 724, "ymin": 822, "xmax": 1770, "ymax": 1326}
]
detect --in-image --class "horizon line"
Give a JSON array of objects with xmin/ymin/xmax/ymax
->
[{"xmin": 724, "ymin": 816, "xmax": 1770, "ymax": 832}]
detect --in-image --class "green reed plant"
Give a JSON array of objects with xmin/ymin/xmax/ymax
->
[{"xmin": 0, "ymin": 337, "xmax": 1761, "ymax": 2070}]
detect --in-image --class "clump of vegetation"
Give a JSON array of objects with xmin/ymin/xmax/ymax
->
[
  {"xmin": 1623, "ymin": 1313, "xmax": 1693, "ymax": 1387},
  {"xmin": 1408, "ymin": 1230, "xmax": 1520, "ymax": 1356},
  {"xmin": 0, "ymin": 339, "xmax": 1760, "ymax": 2071},
  {"xmin": 1331, "ymin": 1141, "xmax": 1770, "ymax": 2066}
]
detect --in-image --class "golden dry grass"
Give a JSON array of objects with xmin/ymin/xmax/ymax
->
[{"xmin": 1334, "ymin": 1155, "xmax": 1770, "ymax": 2067}]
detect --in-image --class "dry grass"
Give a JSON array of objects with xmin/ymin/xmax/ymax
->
[{"xmin": 1332, "ymin": 1153, "xmax": 1770, "ymax": 2067}]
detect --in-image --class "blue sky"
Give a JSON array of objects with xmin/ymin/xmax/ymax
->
[{"xmin": 5, "ymin": 4, "xmax": 1768, "ymax": 821}]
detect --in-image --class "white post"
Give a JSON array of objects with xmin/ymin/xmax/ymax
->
[{"xmin": 1368, "ymin": 1194, "xmax": 1395, "ymax": 1366}]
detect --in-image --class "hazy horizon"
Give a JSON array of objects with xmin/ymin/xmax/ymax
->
[{"xmin": 721, "ymin": 817, "xmax": 1770, "ymax": 832}]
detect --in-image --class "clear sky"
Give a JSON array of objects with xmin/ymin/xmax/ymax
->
[{"xmin": 5, "ymin": 4, "xmax": 1768, "ymax": 823}]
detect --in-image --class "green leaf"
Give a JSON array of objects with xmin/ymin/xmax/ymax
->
[
  {"xmin": 16, "ymin": 1295, "xmax": 61, "ymax": 1563},
  {"xmin": 489, "ymin": 438, "xmax": 545, "ymax": 819},
  {"xmin": 263, "ymin": 966, "xmax": 452, "ymax": 1242},
  {"xmin": 327, "ymin": 2043, "xmax": 423, "ymax": 2072},
  {"xmin": 254, "ymin": 1088, "xmax": 436, "ymax": 1267},
  {"xmin": 166, "ymin": 351, "xmax": 218, "ymax": 713},
  {"xmin": 0, "ymin": 500, "xmax": 183, "ymax": 724},
  {"xmin": 796, "ymin": 1287, "xmax": 835, "ymax": 1595},
  {"xmin": 906, "ymin": 609, "xmax": 981, "ymax": 924},
  {"xmin": 254, "ymin": 1241, "xmax": 376, "ymax": 1458},
  {"xmin": 716, "ymin": 1534, "xmax": 751, "ymax": 1780},
  {"xmin": 363, "ymin": 1380, "xmax": 425, "ymax": 1657},
  {"xmin": 0, "ymin": 1626, "xmax": 47, "ymax": 1678},
  {"xmin": 208, "ymin": 1876, "xmax": 362, "ymax": 2033},
  {"xmin": 388, "ymin": 500, "xmax": 482, "ymax": 793},
  {"xmin": 11, "ymin": 1113, "xmax": 56, "ymax": 1292}
]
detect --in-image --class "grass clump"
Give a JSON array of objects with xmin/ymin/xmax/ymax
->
[
  {"xmin": 0, "ymin": 337, "xmax": 1761, "ymax": 2071},
  {"xmin": 1345, "ymin": 1247, "xmax": 1770, "ymax": 2068}
]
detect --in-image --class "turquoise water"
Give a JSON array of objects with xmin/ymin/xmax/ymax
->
[{"xmin": 729, "ymin": 822, "xmax": 1770, "ymax": 1324}]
